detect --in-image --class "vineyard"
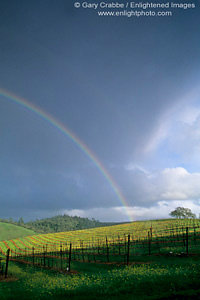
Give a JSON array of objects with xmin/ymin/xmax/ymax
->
[{"xmin": 1, "ymin": 218, "xmax": 200, "ymax": 273}]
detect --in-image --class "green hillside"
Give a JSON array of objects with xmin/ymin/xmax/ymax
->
[
  {"xmin": 0, "ymin": 222, "xmax": 36, "ymax": 241},
  {"xmin": 0, "ymin": 215, "xmax": 116, "ymax": 234}
]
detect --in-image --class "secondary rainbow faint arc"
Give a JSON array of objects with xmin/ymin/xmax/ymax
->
[{"xmin": 0, "ymin": 88, "xmax": 133, "ymax": 221}]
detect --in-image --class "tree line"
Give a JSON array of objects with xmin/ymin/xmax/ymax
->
[{"xmin": 0, "ymin": 214, "xmax": 116, "ymax": 233}]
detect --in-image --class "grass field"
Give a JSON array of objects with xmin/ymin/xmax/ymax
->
[
  {"xmin": 0, "ymin": 222, "xmax": 36, "ymax": 242},
  {"xmin": 0, "ymin": 219, "xmax": 200, "ymax": 300},
  {"xmin": 0, "ymin": 255, "xmax": 200, "ymax": 300}
]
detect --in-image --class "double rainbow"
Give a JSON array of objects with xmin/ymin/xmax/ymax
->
[{"xmin": 0, "ymin": 88, "xmax": 132, "ymax": 221}]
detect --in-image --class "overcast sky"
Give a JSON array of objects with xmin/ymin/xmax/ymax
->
[{"xmin": 0, "ymin": 0, "xmax": 200, "ymax": 222}]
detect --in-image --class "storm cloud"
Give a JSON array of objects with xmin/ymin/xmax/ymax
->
[{"xmin": 0, "ymin": 0, "xmax": 200, "ymax": 221}]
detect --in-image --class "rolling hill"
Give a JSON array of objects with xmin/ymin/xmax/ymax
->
[
  {"xmin": 0, "ymin": 214, "xmax": 116, "ymax": 234},
  {"xmin": 0, "ymin": 222, "xmax": 36, "ymax": 241},
  {"xmin": 1, "ymin": 218, "xmax": 199, "ymax": 255}
]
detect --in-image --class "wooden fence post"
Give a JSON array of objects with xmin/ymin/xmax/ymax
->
[
  {"xmin": 148, "ymin": 231, "xmax": 151, "ymax": 255},
  {"xmin": 68, "ymin": 243, "xmax": 72, "ymax": 272},
  {"xmin": 124, "ymin": 234, "xmax": 126, "ymax": 252},
  {"xmin": 182, "ymin": 226, "xmax": 185, "ymax": 246},
  {"xmin": 5, "ymin": 248, "xmax": 10, "ymax": 278},
  {"xmin": 127, "ymin": 234, "xmax": 130, "ymax": 265},
  {"xmin": 106, "ymin": 237, "xmax": 109, "ymax": 263},
  {"xmin": 150, "ymin": 226, "xmax": 153, "ymax": 239},
  {"xmin": 60, "ymin": 243, "xmax": 63, "ymax": 269},
  {"xmin": 186, "ymin": 227, "xmax": 189, "ymax": 255},
  {"xmin": 98, "ymin": 239, "xmax": 100, "ymax": 254},
  {"xmin": 82, "ymin": 242, "xmax": 84, "ymax": 262},
  {"xmin": 194, "ymin": 227, "xmax": 196, "ymax": 246},
  {"xmin": 73, "ymin": 246, "xmax": 76, "ymax": 260},
  {"xmin": 43, "ymin": 246, "xmax": 46, "ymax": 267},
  {"xmin": 118, "ymin": 235, "xmax": 121, "ymax": 255},
  {"xmin": 32, "ymin": 247, "xmax": 34, "ymax": 265}
]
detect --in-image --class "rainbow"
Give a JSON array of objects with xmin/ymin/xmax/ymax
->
[{"xmin": 0, "ymin": 88, "xmax": 133, "ymax": 221}]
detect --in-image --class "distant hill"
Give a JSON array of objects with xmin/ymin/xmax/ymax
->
[
  {"xmin": 0, "ymin": 215, "xmax": 117, "ymax": 234},
  {"xmin": 0, "ymin": 222, "xmax": 36, "ymax": 241},
  {"xmin": 26, "ymin": 215, "xmax": 116, "ymax": 233}
]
